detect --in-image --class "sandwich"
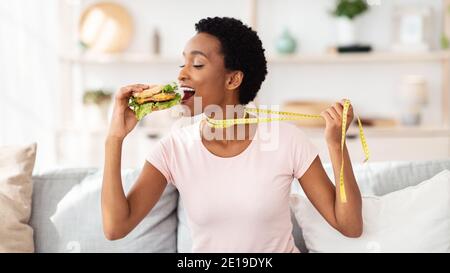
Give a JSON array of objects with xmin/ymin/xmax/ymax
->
[{"xmin": 129, "ymin": 83, "xmax": 181, "ymax": 120}]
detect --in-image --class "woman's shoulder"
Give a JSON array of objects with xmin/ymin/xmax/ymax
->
[
  {"xmin": 266, "ymin": 122, "xmax": 313, "ymax": 147},
  {"xmin": 260, "ymin": 121, "xmax": 306, "ymax": 137},
  {"xmin": 278, "ymin": 121, "xmax": 301, "ymax": 132}
]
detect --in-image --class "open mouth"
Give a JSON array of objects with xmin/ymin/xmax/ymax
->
[{"xmin": 180, "ymin": 86, "xmax": 195, "ymax": 103}]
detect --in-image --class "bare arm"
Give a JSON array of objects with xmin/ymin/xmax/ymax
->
[
  {"xmin": 101, "ymin": 137, "xmax": 167, "ymax": 240},
  {"xmin": 101, "ymin": 84, "xmax": 167, "ymax": 240},
  {"xmin": 297, "ymin": 99, "xmax": 363, "ymax": 238},
  {"xmin": 298, "ymin": 144, "xmax": 363, "ymax": 237}
]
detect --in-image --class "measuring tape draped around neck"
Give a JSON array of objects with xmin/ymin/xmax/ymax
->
[{"xmin": 204, "ymin": 99, "xmax": 370, "ymax": 203}]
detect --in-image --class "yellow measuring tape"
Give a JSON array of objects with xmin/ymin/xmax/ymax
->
[{"xmin": 204, "ymin": 99, "xmax": 370, "ymax": 203}]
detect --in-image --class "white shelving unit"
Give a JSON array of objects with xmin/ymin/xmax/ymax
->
[
  {"xmin": 58, "ymin": 49, "xmax": 450, "ymax": 133},
  {"xmin": 61, "ymin": 51, "xmax": 450, "ymax": 64},
  {"xmin": 305, "ymin": 126, "xmax": 450, "ymax": 138},
  {"xmin": 269, "ymin": 51, "xmax": 450, "ymax": 64}
]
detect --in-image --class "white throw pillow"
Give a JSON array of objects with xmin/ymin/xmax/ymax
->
[
  {"xmin": 290, "ymin": 170, "xmax": 450, "ymax": 253},
  {"xmin": 0, "ymin": 143, "xmax": 37, "ymax": 253}
]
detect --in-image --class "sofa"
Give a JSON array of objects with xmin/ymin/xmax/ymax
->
[{"xmin": 27, "ymin": 158, "xmax": 450, "ymax": 253}]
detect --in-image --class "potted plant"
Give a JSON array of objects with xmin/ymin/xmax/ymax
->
[
  {"xmin": 332, "ymin": 0, "xmax": 369, "ymax": 46},
  {"xmin": 82, "ymin": 89, "xmax": 112, "ymax": 127}
]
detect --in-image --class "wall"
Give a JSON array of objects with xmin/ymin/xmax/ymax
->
[
  {"xmin": 71, "ymin": 0, "xmax": 446, "ymax": 124},
  {"xmin": 56, "ymin": 0, "xmax": 449, "ymax": 168}
]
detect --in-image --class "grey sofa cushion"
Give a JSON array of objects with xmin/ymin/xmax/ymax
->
[
  {"xmin": 343, "ymin": 159, "xmax": 450, "ymax": 196},
  {"xmin": 291, "ymin": 159, "xmax": 450, "ymax": 196},
  {"xmin": 30, "ymin": 168, "xmax": 178, "ymax": 253},
  {"xmin": 177, "ymin": 197, "xmax": 191, "ymax": 253},
  {"xmin": 328, "ymin": 159, "xmax": 450, "ymax": 196},
  {"xmin": 290, "ymin": 158, "xmax": 450, "ymax": 252}
]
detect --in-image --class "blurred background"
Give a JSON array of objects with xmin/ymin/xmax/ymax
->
[{"xmin": 1, "ymin": 0, "xmax": 450, "ymax": 172}]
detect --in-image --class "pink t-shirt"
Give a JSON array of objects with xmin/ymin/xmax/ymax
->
[{"xmin": 146, "ymin": 119, "xmax": 319, "ymax": 253}]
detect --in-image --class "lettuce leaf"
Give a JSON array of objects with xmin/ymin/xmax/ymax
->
[
  {"xmin": 128, "ymin": 96, "xmax": 139, "ymax": 108},
  {"xmin": 161, "ymin": 82, "xmax": 178, "ymax": 93},
  {"xmin": 129, "ymin": 93, "xmax": 181, "ymax": 121},
  {"xmin": 135, "ymin": 102, "xmax": 154, "ymax": 121}
]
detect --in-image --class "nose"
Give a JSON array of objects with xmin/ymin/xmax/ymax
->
[{"xmin": 177, "ymin": 66, "xmax": 189, "ymax": 83}]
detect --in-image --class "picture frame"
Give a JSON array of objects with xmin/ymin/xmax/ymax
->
[{"xmin": 391, "ymin": 5, "xmax": 433, "ymax": 52}]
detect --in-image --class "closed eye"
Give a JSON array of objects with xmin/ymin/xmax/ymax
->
[{"xmin": 179, "ymin": 64, "xmax": 204, "ymax": 69}]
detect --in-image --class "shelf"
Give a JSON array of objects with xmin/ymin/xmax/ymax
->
[
  {"xmin": 59, "ymin": 53, "xmax": 180, "ymax": 64},
  {"xmin": 269, "ymin": 51, "xmax": 450, "ymax": 64},
  {"xmin": 302, "ymin": 126, "xmax": 450, "ymax": 138},
  {"xmin": 59, "ymin": 51, "xmax": 450, "ymax": 65},
  {"xmin": 55, "ymin": 124, "xmax": 450, "ymax": 140},
  {"xmin": 55, "ymin": 125, "xmax": 169, "ymax": 138}
]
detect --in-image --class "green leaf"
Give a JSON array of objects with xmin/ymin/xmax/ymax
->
[
  {"xmin": 83, "ymin": 89, "xmax": 112, "ymax": 105},
  {"xmin": 128, "ymin": 96, "xmax": 139, "ymax": 108},
  {"xmin": 161, "ymin": 82, "xmax": 178, "ymax": 93},
  {"xmin": 134, "ymin": 102, "xmax": 154, "ymax": 121},
  {"xmin": 332, "ymin": 0, "xmax": 369, "ymax": 20},
  {"xmin": 441, "ymin": 34, "xmax": 450, "ymax": 50}
]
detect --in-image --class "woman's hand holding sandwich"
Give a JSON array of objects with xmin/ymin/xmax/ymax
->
[
  {"xmin": 102, "ymin": 83, "xmax": 168, "ymax": 241},
  {"xmin": 107, "ymin": 84, "xmax": 152, "ymax": 140}
]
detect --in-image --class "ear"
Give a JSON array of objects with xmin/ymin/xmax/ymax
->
[{"xmin": 225, "ymin": 71, "xmax": 244, "ymax": 91}]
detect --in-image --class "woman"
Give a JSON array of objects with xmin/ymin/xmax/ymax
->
[{"xmin": 101, "ymin": 17, "xmax": 363, "ymax": 253}]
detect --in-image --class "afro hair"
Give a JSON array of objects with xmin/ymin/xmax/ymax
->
[{"xmin": 195, "ymin": 17, "xmax": 268, "ymax": 105}]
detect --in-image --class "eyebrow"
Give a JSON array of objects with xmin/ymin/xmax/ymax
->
[{"xmin": 182, "ymin": 50, "xmax": 208, "ymax": 58}]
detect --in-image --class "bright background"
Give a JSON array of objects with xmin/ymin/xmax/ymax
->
[{"xmin": 1, "ymin": 0, "xmax": 449, "ymax": 172}]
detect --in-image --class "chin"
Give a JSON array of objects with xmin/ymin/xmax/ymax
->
[{"xmin": 180, "ymin": 97, "xmax": 208, "ymax": 117}]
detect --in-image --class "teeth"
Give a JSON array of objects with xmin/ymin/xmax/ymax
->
[{"xmin": 180, "ymin": 86, "xmax": 195, "ymax": 92}]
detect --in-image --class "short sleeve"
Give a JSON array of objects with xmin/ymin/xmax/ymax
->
[
  {"xmin": 292, "ymin": 128, "xmax": 320, "ymax": 179},
  {"xmin": 146, "ymin": 136, "xmax": 174, "ymax": 186}
]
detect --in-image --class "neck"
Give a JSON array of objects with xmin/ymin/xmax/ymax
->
[
  {"xmin": 202, "ymin": 103, "xmax": 252, "ymax": 143},
  {"xmin": 205, "ymin": 103, "xmax": 247, "ymax": 120}
]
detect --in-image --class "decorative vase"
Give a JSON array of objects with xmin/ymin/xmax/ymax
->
[
  {"xmin": 276, "ymin": 28, "xmax": 297, "ymax": 55},
  {"xmin": 398, "ymin": 75, "xmax": 428, "ymax": 126},
  {"xmin": 337, "ymin": 17, "xmax": 356, "ymax": 46}
]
